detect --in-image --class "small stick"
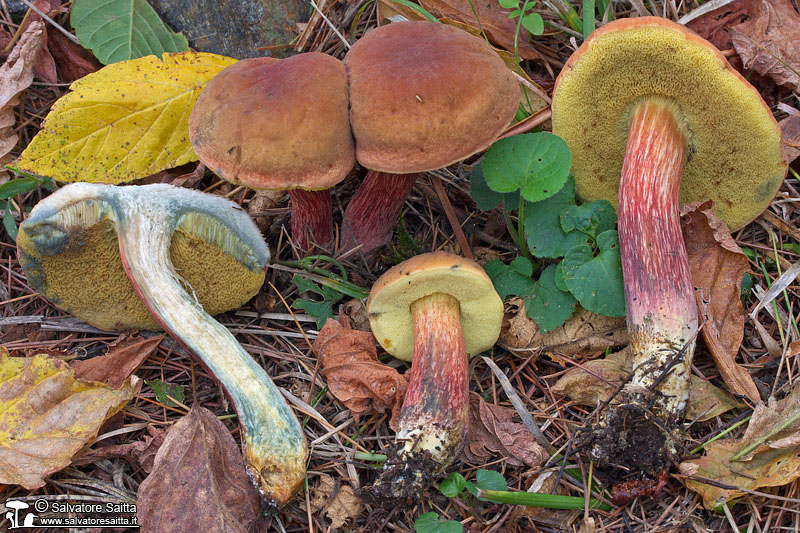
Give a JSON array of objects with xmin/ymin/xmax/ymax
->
[{"xmin": 431, "ymin": 176, "xmax": 473, "ymax": 260}]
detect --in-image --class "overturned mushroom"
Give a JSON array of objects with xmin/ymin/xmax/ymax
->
[
  {"xmin": 17, "ymin": 183, "xmax": 307, "ymax": 505},
  {"xmin": 365, "ymin": 251, "xmax": 503, "ymax": 500},
  {"xmin": 551, "ymin": 17, "xmax": 787, "ymax": 486}
]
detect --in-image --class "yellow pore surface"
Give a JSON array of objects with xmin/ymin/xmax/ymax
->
[
  {"xmin": 367, "ymin": 251, "xmax": 503, "ymax": 361},
  {"xmin": 551, "ymin": 19, "xmax": 786, "ymax": 231},
  {"xmin": 17, "ymin": 219, "xmax": 265, "ymax": 332}
]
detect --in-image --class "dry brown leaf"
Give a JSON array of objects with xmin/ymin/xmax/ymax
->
[
  {"xmin": 313, "ymin": 316, "xmax": 407, "ymax": 425},
  {"xmin": 552, "ymin": 347, "xmax": 742, "ymax": 421},
  {"xmin": 780, "ymin": 113, "xmax": 800, "ymax": 164},
  {"xmin": 47, "ymin": 29, "xmax": 101, "ymax": 83},
  {"xmin": 500, "ymin": 299, "xmax": 628, "ymax": 359},
  {"xmin": 0, "ymin": 348, "xmax": 138, "ymax": 488},
  {"xmin": 0, "ymin": 21, "xmax": 43, "ymax": 180},
  {"xmin": 734, "ymin": 385, "xmax": 800, "ymax": 460},
  {"xmin": 309, "ymin": 474, "xmax": 363, "ymax": 529},
  {"xmin": 681, "ymin": 201, "xmax": 760, "ymax": 402},
  {"xmin": 136, "ymin": 407, "xmax": 262, "ymax": 533},
  {"xmin": 71, "ymin": 333, "xmax": 163, "ymax": 389},
  {"xmin": 463, "ymin": 393, "xmax": 548, "ymax": 467},
  {"xmin": 72, "ymin": 425, "xmax": 167, "ymax": 473},
  {"xmin": 730, "ymin": 0, "xmax": 800, "ymax": 90},
  {"xmin": 680, "ymin": 438, "xmax": 800, "ymax": 509},
  {"xmin": 419, "ymin": 0, "xmax": 541, "ymax": 60}
]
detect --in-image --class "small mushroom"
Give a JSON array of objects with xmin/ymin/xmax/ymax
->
[
  {"xmin": 551, "ymin": 17, "xmax": 787, "ymax": 486},
  {"xmin": 365, "ymin": 251, "xmax": 503, "ymax": 499},
  {"xmin": 341, "ymin": 21, "xmax": 519, "ymax": 254},
  {"xmin": 18, "ymin": 183, "xmax": 308, "ymax": 505},
  {"xmin": 189, "ymin": 52, "xmax": 355, "ymax": 251}
]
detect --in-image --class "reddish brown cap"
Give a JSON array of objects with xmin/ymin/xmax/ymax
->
[
  {"xmin": 551, "ymin": 17, "xmax": 787, "ymax": 231},
  {"xmin": 344, "ymin": 21, "xmax": 519, "ymax": 174},
  {"xmin": 189, "ymin": 53, "xmax": 355, "ymax": 191}
]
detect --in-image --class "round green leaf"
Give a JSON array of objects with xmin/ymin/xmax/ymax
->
[
  {"xmin": 525, "ymin": 264, "xmax": 577, "ymax": 332},
  {"xmin": 521, "ymin": 13, "xmax": 544, "ymax": 35},
  {"xmin": 482, "ymin": 132, "xmax": 572, "ymax": 203},
  {"xmin": 562, "ymin": 230, "xmax": 626, "ymax": 316}
]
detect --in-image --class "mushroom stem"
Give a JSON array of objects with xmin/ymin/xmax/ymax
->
[
  {"xmin": 373, "ymin": 292, "xmax": 469, "ymax": 498},
  {"xmin": 288, "ymin": 189, "xmax": 333, "ymax": 251},
  {"xmin": 618, "ymin": 97, "xmax": 697, "ymax": 419},
  {"xmin": 341, "ymin": 171, "xmax": 417, "ymax": 254}
]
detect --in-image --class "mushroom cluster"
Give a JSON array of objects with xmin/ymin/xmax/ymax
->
[
  {"xmin": 551, "ymin": 17, "xmax": 787, "ymax": 485},
  {"xmin": 18, "ymin": 183, "xmax": 308, "ymax": 505},
  {"xmin": 189, "ymin": 21, "xmax": 520, "ymax": 255}
]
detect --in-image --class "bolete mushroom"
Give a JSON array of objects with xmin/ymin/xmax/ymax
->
[
  {"xmin": 551, "ymin": 17, "xmax": 787, "ymax": 485},
  {"xmin": 365, "ymin": 251, "xmax": 503, "ymax": 499},
  {"xmin": 189, "ymin": 52, "xmax": 355, "ymax": 251},
  {"xmin": 17, "ymin": 183, "xmax": 308, "ymax": 505},
  {"xmin": 342, "ymin": 21, "xmax": 519, "ymax": 254}
]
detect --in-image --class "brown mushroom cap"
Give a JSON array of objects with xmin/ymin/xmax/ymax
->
[
  {"xmin": 551, "ymin": 17, "xmax": 787, "ymax": 231},
  {"xmin": 345, "ymin": 21, "xmax": 520, "ymax": 174},
  {"xmin": 367, "ymin": 251, "xmax": 503, "ymax": 361},
  {"xmin": 189, "ymin": 53, "xmax": 355, "ymax": 191}
]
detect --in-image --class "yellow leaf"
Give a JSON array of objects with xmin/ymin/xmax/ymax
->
[
  {"xmin": 0, "ymin": 348, "xmax": 139, "ymax": 488},
  {"xmin": 16, "ymin": 51, "xmax": 236, "ymax": 184}
]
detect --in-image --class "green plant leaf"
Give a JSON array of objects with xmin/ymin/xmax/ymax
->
[
  {"xmin": 71, "ymin": 0, "xmax": 189, "ymax": 65},
  {"xmin": 561, "ymin": 230, "xmax": 626, "ymax": 316},
  {"xmin": 291, "ymin": 274, "xmax": 344, "ymax": 329},
  {"xmin": 523, "ymin": 177, "xmax": 588, "ymax": 258},
  {"xmin": 439, "ymin": 472, "xmax": 467, "ymax": 498},
  {"xmin": 145, "ymin": 379, "xmax": 185, "ymax": 407},
  {"xmin": 499, "ymin": 0, "xmax": 520, "ymax": 8},
  {"xmin": 524, "ymin": 264, "xmax": 578, "ymax": 332},
  {"xmin": 3, "ymin": 204, "xmax": 17, "ymax": 242},
  {"xmin": 482, "ymin": 133, "xmax": 571, "ymax": 203},
  {"xmin": 521, "ymin": 13, "xmax": 544, "ymax": 35},
  {"xmin": 0, "ymin": 177, "xmax": 42, "ymax": 199},
  {"xmin": 476, "ymin": 469, "xmax": 508, "ymax": 492},
  {"xmin": 469, "ymin": 162, "xmax": 519, "ymax": 211},
  {"xmin": 484, "ymin": 257, "xmax": 536, "ymax": 300},
  {"xmin": 414, "ymin": 512, "xmax": 463, "ymax": 533},
  {"xmin": 559, "ymin": 200, "xmax": 616, "ymax": 240},
  {"xmin": 554, "ymin": 261, "xmax": 569, "ymax": 292}
]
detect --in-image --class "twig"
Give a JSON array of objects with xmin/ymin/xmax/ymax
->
[{"xmin": 431, "ymin": 176, "xmax": 474, "ymax": 260}]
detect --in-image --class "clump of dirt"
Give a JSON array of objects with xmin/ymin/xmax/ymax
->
[{"xmin": 361, "ymin": 447, "xmax": 440, "ymax": 507}]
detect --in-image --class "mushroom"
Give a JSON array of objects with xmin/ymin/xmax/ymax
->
[
  {"xmin": 17, "ymin": 183, "xmax": 308, "ymax": 505},
  {"xmin": 365, "ymin": 251, "xmax": 503, "ymax": 499},
  {"xmin": 341, "ymin": 21, "xmax": 519, "ymax": 254},
  {"xmin": 551, "ymin": 17, "xmax": 787, "ymax": 484},
  {"xmin": 189, "ymin": 52, "xmax": 355, "ymax": 251}
]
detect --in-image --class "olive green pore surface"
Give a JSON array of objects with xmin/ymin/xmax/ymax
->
[
  {"xmin": 367, "ymin": 252, "xmax": 503, "ymax": 361},
  {"xmin": 18, "ymin": 219, "xmax": 265, "ymax": 332},
  {"xmin": 551, "ymin": 19, "xmax": 786, "ymax": 231}
]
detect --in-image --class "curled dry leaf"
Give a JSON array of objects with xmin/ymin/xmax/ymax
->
[
  {"xmin": 680, "ymin": 438, "xmax": 800, "ymax": 509},
  {"xmin": 552, "ymin": 347, "xmax": 742, "ymax": 422},
  {"xmin": 72, "ymin": 425, "xmax": 167, "ymax": 473},
  {"xmin": 0, "ymin": 21, "xmax": 43, "ymax": 178},
  {"xmin": 0, "ymin": 348, "xmax": 139, "ymax": 488},
  {"xmin": 730, "ymin": 0, "xmax": 800, "ymax": 91},
  {"xmin": 780, "ymin": 113, "xmax": 800, "ymax": 164},
  {"xmin": 309, "ymin": 474, "xmax": 363, "ymax": 529},
  {"xmin": 47, "ymin": 29, "xmax": 101, "ymax": 83},
  {"xmin": 137, "ymin": 407, "xmax": 262, "ymax": 533},
  {"xmin": 313, "ymin": 316, "xmax": 407, "ymax": 426},
  {"xmin": 681, "ymin": 201, "xmax": 760, "ymax": 402},
  {"xmin": 463, "ymin": 393, "xmax": 548, "ymax": 467},
  {"xmin": 70, "ymin": 333, "xmax": 163, "ymax": 389},
  {"xmin": 734, "ymin": 385, "xmax": 800, "ymax": 460},
  {"xmin": 500, "ymin": 299, "xmax": 628, "ymax": 360}
]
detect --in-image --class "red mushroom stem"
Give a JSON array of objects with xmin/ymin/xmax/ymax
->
[
  {"xmin": 341, "ymin": 171, "xmax": 417, "ymax": 253},
  {"xmin": 288, "ymin": 189, "xmax": 333, "ymax": 251},
  {"xmin": 589, "ymin": 97, "xmax": 699, "ymax": 484},
  {"xmin": 371, "ymin": 292, "xmax": 469, "ymax": 499}
]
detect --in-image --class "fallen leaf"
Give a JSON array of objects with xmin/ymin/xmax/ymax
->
[
  {"xmin": 780, "ymin": 113, "xmax": 800, "ymax": 164},
  {"xmin": 0, "ymin": 21, "xmax": 44, "ymax": 180},
  {"xmin": 463, "ymin": 393, "xmax": 549, "ymax": 467},
  {"xmin": 72, "ymin": 425, "xmax": 167, "ymax": 473},
  {"xmin": 71, "ymin": 333, "xmax": 163, "ymax": 389},
  {"xmin": 26, "ymin": 0, "xmax": 64, "ymax": 84},
  {"xmin": 500, "ymin": 299, "xmax": 628, "ymax": 359},
  {"xmin": 730, "ymin": 0, "xmax": 800, "ymax": 90},
  {"xmin": 47, "ymin": 29, "xmax": 101, "ymax": 83},
  {"xmin": 680, "ymin": 438, "xmax": 800, "ymax": 509},
  {"xmin": 733, "ymin": 385, "xmax": 800, "ymax": 460},
  {"xmin": 313, "ymin": 316, "xmax": 407, "ymax": 426},
  {"xmin": 16, "ymin": 51, "xmax": 236, "ymax": 184},
  {"xmin": 136, "ymin": 407, "xmax": 262, "ymax": 533},
  {"xmin": 419, "ymin": 0, "xmax": 542, "ymax": 60},
  {"xmin": 309, "ymin": 474, "xmax": 362, "ymax": 529},
  {"xmin": 681, "ymin": 201, "xmax": 760, "ymax": 402},
  {"xmin": 552, "ymin": 347, "xmax": 742, "ymax": 421},
  {"xmin": 0, "ymin": 348, "xmax": 138, "ymax": 488}
]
